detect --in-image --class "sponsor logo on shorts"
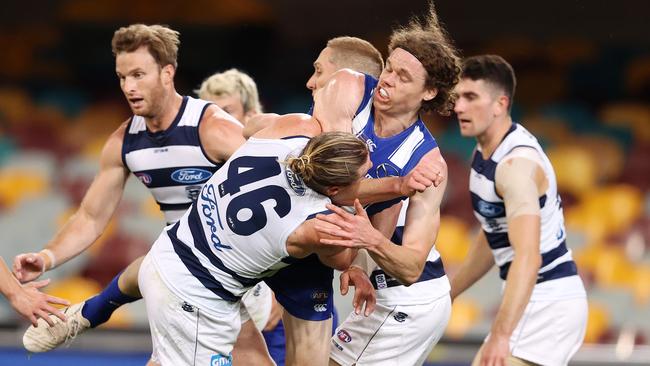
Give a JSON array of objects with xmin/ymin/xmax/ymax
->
[
  {"xmin": 171, "ymin": 168, "xmax": 212, "ymax": 184},
  {"xmin": 311, "ymin": 290, "xmax": 329, "ymax": 301},
  {"xmin": 135, "ymin": 172, "xmax": 152, "ymax": 185},
  {"xmin": 393, "ymin": 311, "xmax": 408, "ymax": 323},
  {"xmin": 210, "ymin": 354, "xmax": 232, "ymax": 366},
  {"xmin": 375, "ymin": 274, "xmax": 388, "ymax": 289},
  {"xmin": 313, "ymin": 303, "xmax": 327, "ymax": 312},
  {"xmin": 332, "ymin": 340, "xmax": 343, "ymax": 351},
  {"xmin": 181, "ymin": 301, "xmax": 195, "ymax": 313},
  {"xmin": 337, "ymin": 329, "xmax": 352, "ymax": 343}
]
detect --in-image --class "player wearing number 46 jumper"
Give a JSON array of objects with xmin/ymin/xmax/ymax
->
[{"xmin": 137, "ymin": 68, "xmax": 438, "ymax": 365}]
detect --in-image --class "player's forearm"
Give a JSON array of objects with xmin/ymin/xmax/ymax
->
[
  {"xmin": 349, "ymin": 249, "xmax": 377, "ymax": 275},
  {"xmin": 319, "ymin": 249, "xmax": 358, "ymax": 271},
  {"xmin": 0, "ymin": 261, "xmax": 22, "ymax": 300},
  {"xmin": 449, "ymin": 245, "xmax": 494, "ymax": 299},
  {"xmin": 491, "ymin": 252, "xmax": 539, "ymax": 337},
  {"xmin": 367, "ymin": 241, "xmax": 425, "ymax": 285},
  {"xmin": 334, "ymin": 177, "xmax": 402, "ymax": 206},
  {"xmin": 43, "ymin": 209, "xmax": 110, "ymax": 269},
  {"xmin": 492, "ymin": 214, "xmax": 542, "ymax": 336}
]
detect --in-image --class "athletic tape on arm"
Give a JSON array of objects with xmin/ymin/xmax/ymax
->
[{"xmin": 495, "ymin": 147, "xmax": 545, "ymax": 220}]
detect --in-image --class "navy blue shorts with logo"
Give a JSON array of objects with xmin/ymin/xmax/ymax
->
[{"xmin": 264, "ymin": 254, "xmax": 334, "ymax": 321}]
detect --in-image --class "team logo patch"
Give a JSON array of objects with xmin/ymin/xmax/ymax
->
[
  {"xmin": 337, "ymin": 329, "xmax": 352, "ymax": 343},
  {"xmin": 210, "ymin": 354, "xmax": 232, "ymax": 366},
  {"xmin": 135, "ymin": 172, "xmax": 152, "ymax": 185},
  {"xmin": 181, "ymin": 301, "xmax": 195, "ymax": 313},
  {"xmin": 393, "ymin": 312, "xmax": 408, "ymax": 323},
  {"xmin": 171, "ymin": 168, "xmax": 212, "ymax": 184},
  {"xmin": 285, "ymin": 167, "xmax": 306, "ymax": 196},
  {"xmin": 374, "ymin": 162, "xmax": 400, "ymax": 178},
  {"xmin": 476, "ymin": 200, "xmax": 504, "ymax": 218},
  {"xmin": 374, "ymin": 273, "xmax": 388, "ymax": 289}
]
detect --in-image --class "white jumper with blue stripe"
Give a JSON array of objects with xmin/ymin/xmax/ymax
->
[
  {"xmin": 122, "ymin": 96, "xmax": 229, "ymax": 224},
  {"xmin": 469, "ymin": 123, "xmax": 586, "ymax": 301}
]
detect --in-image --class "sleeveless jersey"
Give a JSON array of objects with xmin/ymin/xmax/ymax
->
[
  {"xmin": 352, "ymin": 75, "xmax": 450, "ymax": 306},
  {"xmin": 469, "ymin": 123, "xmax": 585, "ymax": 301},
  {"xmin": 150, "ymin": 136, "xmax": 333, "ymax": 311},
  {"xmin": 122, "ymin": 96, "xmax": 229, "ymax": 223}
]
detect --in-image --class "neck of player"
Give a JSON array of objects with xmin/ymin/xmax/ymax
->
[
  {"xmin": 373, "ymin": 108, "xmax": 420, "ymax": 138},
  {"xmin": 145, "ymin": 92, "xmax": 184, "ymax": 133},
  {"xmin": 477, "ymin": 115, "xmax": 513, "ymax": 158}
]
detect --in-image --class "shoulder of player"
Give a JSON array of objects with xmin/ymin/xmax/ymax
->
[
  {"xmin": 99, "ymin": 119, "xmax": 130, "ymax": 168},
  {"xmin": 494, "ymin": 151, "xmax": 545, "ymax": 195},
  {"xmin": 253, "ymin": 114, "xmax": 317, "ymax": 139},
  {"xmin": 199, "ymin": 105, "xmax": 244, "ymax": 136}
]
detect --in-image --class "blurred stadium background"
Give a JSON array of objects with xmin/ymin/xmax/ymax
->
[{"xmin": 0, "ymin": 0, "xmax": 649, "ymax": 365}]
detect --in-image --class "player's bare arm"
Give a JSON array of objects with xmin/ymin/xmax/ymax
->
[
  {"xmin": 199, "ymin": 104, "xmax": 247, "ymax": 162},
  {"xmin": 315, "ymin": 158, "xmax": 447, "ymax": 286},
  {"xmin": 480, "ymin": 151, "xmax": 545, "ymax": 365},
  {"xmin": 242, "ymin": 112, "xmax": 280, "ymax": 139},
  {"xmin": 449, "ymin": 230, "xmax": 495, "ymax": 301},
  {"xmin": 286, "ymin": 219, "xmax": 358, "ymax": 271},
  {"xmin": 13, "ymin": 122, "xmax": 130, "ymax": 282},
  {"xmin": 333, "ymin": 147, "xmax": 446, "ymax": 206}
]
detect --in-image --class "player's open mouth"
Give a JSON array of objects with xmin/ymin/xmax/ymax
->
[
  {"xmin": 129, "ymin": 98, "xmax": 144, "ymax": 107},
  {"xmin": 377, "ymin": 87, "xmax": 389, "ymax": 101}
]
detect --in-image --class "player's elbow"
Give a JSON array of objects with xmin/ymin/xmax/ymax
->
[
  {"xmin": 320, "ymin": 251, "xmax": 354, "ymax": 271},
  {"xmin": 396, "ymin": 265, "xmax": 424, "ymax": 286}
]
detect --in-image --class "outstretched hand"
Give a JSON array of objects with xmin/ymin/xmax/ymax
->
[
  {"xmin": 340, "ymin": 266, "xmax": 376, "ymax": 317},
  {"xmin": 315, "ymin": 199, "xmax": 386, "ymax": 251},
  {"xmin": 9, "ymin": 279, "xmax": 69, "ymax": 327}
]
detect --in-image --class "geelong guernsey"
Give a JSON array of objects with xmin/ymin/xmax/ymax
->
[
  {"xmin": 122, "ymin": 96, "xmax": 229, "ymax": 223},
  {"xmin": 469, "ymin": 123, "xmax": 585, "ymax": 301},
  {"xmin": 352, "ymin": 74, "xmax": 450, "ymax": 306},
  {"xmin": 150, "ymin": 136, "xmax": 333, "ymax": 311}
]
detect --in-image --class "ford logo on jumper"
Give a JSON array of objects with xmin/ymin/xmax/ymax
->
[
  {"xmin": 477, "ymin": 200, "xmax": 504, "ymax": 218},
  {"xmin": 171, "ymin": 168, "xmax": 212, "ymax": 184}
]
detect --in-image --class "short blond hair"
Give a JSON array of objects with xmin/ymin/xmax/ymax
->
[
  {"xmin": 327, "ymin": 37, "xmax": 384, "ymax": 78},
  {"xmin": 112, "ymin": 24, "xmax": 180, "ymax": 68},
  {"xmin": 195, "ymin": 68, "xmax": 262, "ymax": 114}
]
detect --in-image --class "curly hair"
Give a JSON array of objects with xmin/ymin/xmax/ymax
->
[{"xmin": 388, "ymin": 2, "xmax": 461, "ymax": 115}]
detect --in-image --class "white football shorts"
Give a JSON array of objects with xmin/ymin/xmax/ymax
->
[{"xmin": 330, "ymin": 294, "xmax": 451, "ymax": 366}]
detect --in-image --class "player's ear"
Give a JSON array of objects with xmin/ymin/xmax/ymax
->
[
  {"xmin": 325, "ymin": 186, "xmax": 340, "ymax": 197},
  {"xmin": 161, "ymin": 64, "xmax": 175, "ymax": 85},
  {"xmin": 423, "ymin": 87, "xmax": 437, "ymax": 102}
]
